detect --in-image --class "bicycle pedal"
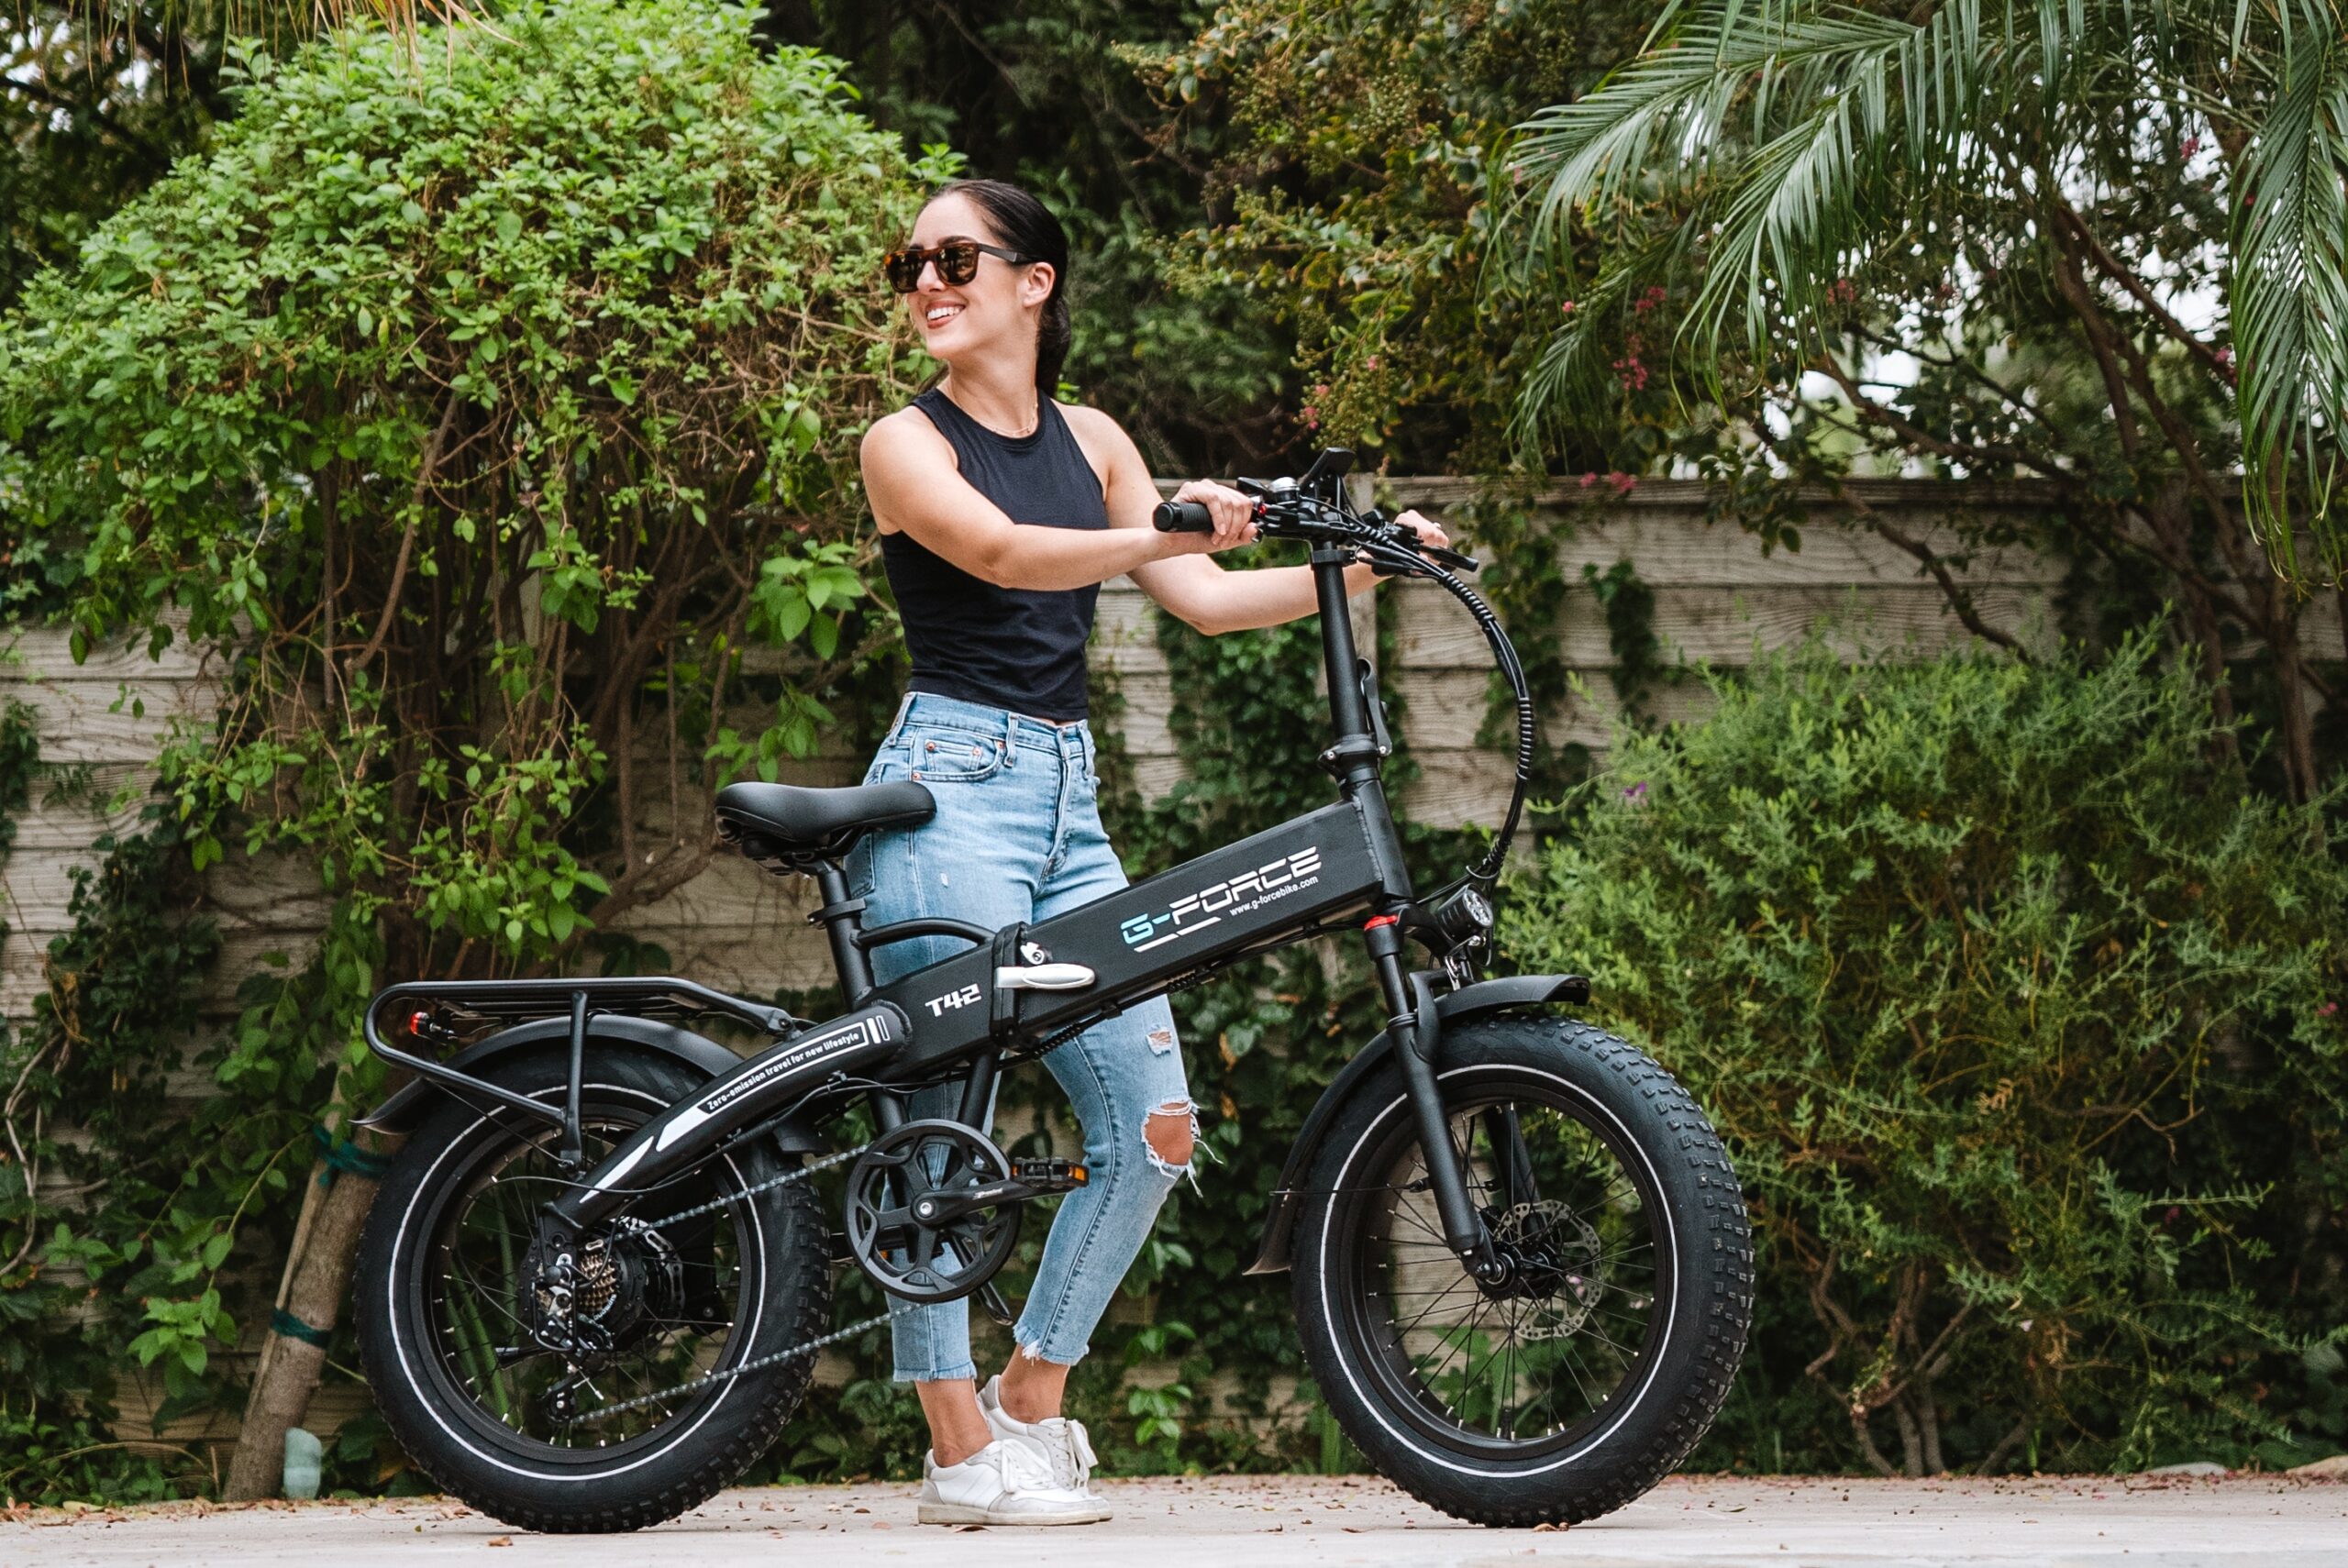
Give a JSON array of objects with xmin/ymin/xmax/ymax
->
[
  {"xmin": 978, "ymin": 1281, "xmax": 1018, "ymax": 1328},
  {"xmin": 1010, "ymin": 1157, "xmax": 1087, "ymax": 1192}
]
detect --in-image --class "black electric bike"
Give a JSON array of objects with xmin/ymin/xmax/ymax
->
[{"xmin": 351, "ymin": 448, "xmax": 1752, "ymax": 1533}]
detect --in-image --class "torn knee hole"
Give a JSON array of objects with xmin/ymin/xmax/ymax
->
[{"xmin": 1145, "ymin": 1100, "xmax": 1196, "ymax": 1171}]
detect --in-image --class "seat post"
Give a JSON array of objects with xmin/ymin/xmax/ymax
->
[{"xmin": 810, "ymin": 860, "xmax": 876, "ymax": 1004}]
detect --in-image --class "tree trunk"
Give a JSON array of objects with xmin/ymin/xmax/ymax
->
[
  {"xmin": 220, "ymin": 1121, "xmax": 398, "ymax": 1500},
  {"xmin": 2264, "ymin": 575, "xmax": 2317, "ymax": 801}
]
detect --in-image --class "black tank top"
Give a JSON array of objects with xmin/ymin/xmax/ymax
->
[{"xmin": 879, "ymin": 387, "xmax": 1109, "ymax": 723}]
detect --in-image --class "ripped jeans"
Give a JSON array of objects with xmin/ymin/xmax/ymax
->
[{"xmin": 846, "ymin": 692, "xmax": 1193, "ymax": 1381}]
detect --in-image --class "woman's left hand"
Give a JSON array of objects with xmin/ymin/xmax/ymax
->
[{"xmin": 1391, "ymin": 508, "xmax": 1450, "ymax": 558}]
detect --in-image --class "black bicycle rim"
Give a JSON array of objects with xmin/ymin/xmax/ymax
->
[
  {"xmin": 1330, "ymin": 1066, "xmax": 1673, "ymax": 1461},
  {"xmin": 404, "ymin": 1094, "xmax": 766, "ymax": 1465}
]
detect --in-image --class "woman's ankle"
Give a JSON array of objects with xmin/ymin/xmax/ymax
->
[
  {"xmin": 916, "ymin": 1376, "xmax": 993, "ymax": 1466},
  {"xmin": 996, "ymin": 1351, "xmax": 1072, "ymax": 1423}
]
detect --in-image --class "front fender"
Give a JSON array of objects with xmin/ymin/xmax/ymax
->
[
  {"xmin": 355, "ymin": 1014, "xmax": 824, "ymax": 1152},
  {"xmin": 1243, "ymin": 973, "xmax": 1589, "ymax": 1276}
]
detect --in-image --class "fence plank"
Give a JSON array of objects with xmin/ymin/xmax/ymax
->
[{"xmin": 16, "ymin": 483, "xmax": 2328, "ymax": 1034}]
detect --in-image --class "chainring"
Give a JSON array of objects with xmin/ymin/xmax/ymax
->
[{"xmin": 844, "ymin": 1119, "xmax": 1022, "ymax": 1304}]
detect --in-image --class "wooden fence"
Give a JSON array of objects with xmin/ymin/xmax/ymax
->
[
  {"xmin": 10, "ymin": 477, "xmax": 2340, "ymax": 1027},
  {"xmin": 4, "ymin": 475, "xmax": 2338, "ymax": 1452}
]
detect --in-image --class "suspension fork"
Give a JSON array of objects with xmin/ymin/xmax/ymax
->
[{"xmin": 1362, "ymin": 917, "xmax": 1502, "ymax": 1281}]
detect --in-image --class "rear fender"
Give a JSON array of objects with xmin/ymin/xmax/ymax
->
[
  {"xmin": 355, "ymin": 1014, "xmax": 824, "ymax": 1152},
  {"xmin": 1243, "ymin": 974, "xmax": 1589, "ymax": 1276}
]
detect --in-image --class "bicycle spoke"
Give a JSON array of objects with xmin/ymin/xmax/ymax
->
[{"xmin": 1346, "ymin": 1082, "xmax": 1664, "ymax": 1453}]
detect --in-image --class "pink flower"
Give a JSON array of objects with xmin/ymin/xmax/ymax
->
[
  {"xmin": 1559, "ymin": 299, "xmax": 1577, "ymax": 315},
  {"xmin": 1622, "ymin": 781, "xmax": 1648, "ymax": 801},
  {"xmin": 2321, "ymin": 999, "xmax": 2340, "ymax": 1018},
  {"xmin": 1313, "ymin": 382, "xmax": 1330, "ymax": 396},
  {"xmin": 1302, "ymin": 404, "xmax": 1320, "ymax": 426},
  {"xmin": 1611, "ymin": 471, "xmax": 1637, "ymax": 494},
  {"xmin": 1579, "ymin": 472, "xmax": 1599, "ymax": 489},
  {"xmin": 1363, "ymin": 355, "xmax": 1381, "ymax": 370}
]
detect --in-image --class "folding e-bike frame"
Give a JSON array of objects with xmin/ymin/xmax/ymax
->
[{"xmin": 360, "ymin": 448, "xmax": 1587, "ymax": 1290}]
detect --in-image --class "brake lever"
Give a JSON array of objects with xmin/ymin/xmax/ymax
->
[{"xmin": 1357, "ymin": 508, "xmax": 1480, "ymax": 575}]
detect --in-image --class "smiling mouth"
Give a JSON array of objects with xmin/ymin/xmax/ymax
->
[{"xmin": 925, "ymin": 304, "xmax": 963, "ymax": 327}]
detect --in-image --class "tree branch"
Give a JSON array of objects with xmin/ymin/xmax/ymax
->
[
  {"xmin": 354, "ymin": 392, "xmax": 462, "ymax": 673},
  {"xmin": 1813, "ymin": 356, "xmax": 2071, "ymax": 483},
  {"xmin": 2051, "ymin": 203, "xmax": 2237, "ymax": 390},
  {"xmin": 1844, "ymin": 490, "xmax": 2029, "ymax": 656}
]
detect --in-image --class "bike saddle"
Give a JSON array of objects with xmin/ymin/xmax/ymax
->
[{"xmin": 714, "ymin": 779, "xmax": 936, "ymax": 864}]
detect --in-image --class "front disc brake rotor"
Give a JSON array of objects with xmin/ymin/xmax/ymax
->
[{"xmin": 1491, "ymin": 1198, "xmax": 1605, "ymax": 1340}]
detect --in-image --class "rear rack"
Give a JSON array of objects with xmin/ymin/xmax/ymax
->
[
  {"xmin": 370, "ymin": 976, "xmax": 803, "ymax": 1033},
  {"xmin": 360, "ymin": 977, "xmax": 806, "ymax": 1155}
]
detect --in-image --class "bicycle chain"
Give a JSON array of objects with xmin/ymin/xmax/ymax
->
[
  {"xmin": 636, "ymin": 1141, "xmax": 870, "ymax": 1231},
  {"xmin": 590, "ymin": 1309, "xmax": 896, "ymax": 1419},
  {"xmin": 550, "ymin": 1142, "xmax": 886, "ymax": 1422}
]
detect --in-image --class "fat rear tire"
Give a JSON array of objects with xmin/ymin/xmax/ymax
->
[
  {"xmin": 1291, "ymin": 1016, "xmax": 1751, "ymax": 1527},
  {"xmin": 355, "ymin": 1047, "xmax": 831, "ymax": 1531}
]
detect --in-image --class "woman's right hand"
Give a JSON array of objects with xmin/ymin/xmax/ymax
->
[{"xmin": 1165, "ymin": 480, "xmax": 1258, "ymax": 554}]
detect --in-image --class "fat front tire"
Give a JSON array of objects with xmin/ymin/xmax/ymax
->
[
  {"xmin": 355, "ymin": 1047, "xmax": 832, "ymax": 1531},
  {"xmin": 1292, "ymin": 1016, "xmax": 1752, "ymax": 1527}
]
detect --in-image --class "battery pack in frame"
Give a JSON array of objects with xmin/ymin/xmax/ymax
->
[{"xmin": 880, "ymin": 799, "xmax": 1387, "ymax": 1068}]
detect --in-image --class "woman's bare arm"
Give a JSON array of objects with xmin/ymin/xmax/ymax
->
[
  {"xmin": 1069, "ymin": 409, "xmax": 1448, "ymax": 636},
  {"xmin": 860, "ymin": 408, "xmax": 1253, "ymax": 591}
]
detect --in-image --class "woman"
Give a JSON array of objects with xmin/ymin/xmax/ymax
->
[{"xmin": 854, "ymin": 178, "xmax": 1447, "ymax": 1527}]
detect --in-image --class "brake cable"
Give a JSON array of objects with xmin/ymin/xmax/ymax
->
[{"xmin": 1260, "ymin": 493, "xmax": 1538, "ymax": 881}]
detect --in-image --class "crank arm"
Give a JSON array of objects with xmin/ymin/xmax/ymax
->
[{"xmin": 912, "ymin": 1158, "xmax": 1088, "ymax": 1227}]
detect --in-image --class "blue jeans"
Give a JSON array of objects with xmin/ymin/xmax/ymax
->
[{"xmin": 846, "ymin": 692, "xmax": 1193, "ymax": 1381}]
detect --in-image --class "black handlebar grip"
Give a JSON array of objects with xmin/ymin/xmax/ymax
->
[{"xmin": 1153, "ymin": 500, "xmax": 1215, "ymax": 533}]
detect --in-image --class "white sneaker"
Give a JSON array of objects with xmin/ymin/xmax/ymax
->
[
  {"xmin": 917, "ymin": 1436, "xmax": 1109, "ymax": 1526},
  {"xmin": 979, "ymin": 1374, "xmax": 1105, "ymax": 1506}
]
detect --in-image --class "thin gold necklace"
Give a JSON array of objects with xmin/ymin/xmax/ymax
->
[{"xmin": 944, "ymin": 380, "xmax": 1039, "ymax": 438}]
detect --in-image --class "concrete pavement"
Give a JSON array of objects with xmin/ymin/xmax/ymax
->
[{"xmin": 5, "ymin": 1472, "xmax": 2342, "ymax": 1567}]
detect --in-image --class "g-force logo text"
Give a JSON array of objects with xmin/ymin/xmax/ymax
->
[{"xmin": 1120, "ymin": 845, "xmax": 1324, "ymax": 953}]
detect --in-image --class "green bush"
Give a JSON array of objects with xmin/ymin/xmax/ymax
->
[
  {"xmin": 0, "ymin": 0, "xmax": 933, "ymax": 1501},
  {"xmin": 1501, "ymin": 634, "xmax": 2348, "ymax": 1474}
]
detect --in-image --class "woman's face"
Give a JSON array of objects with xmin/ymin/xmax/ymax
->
[{"xmin": 902, "ymin": 191, "xmax": 1054, "ymax": 374}]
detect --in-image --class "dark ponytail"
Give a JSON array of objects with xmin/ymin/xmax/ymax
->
[{"xmin": 936, "ymin": 177, "xmax": 1071, "ymax": 401}]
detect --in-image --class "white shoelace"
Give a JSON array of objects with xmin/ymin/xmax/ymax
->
[
  {"xmin": 1035, "ymin": 1417, "xmax": 1098, "ymax": 1491},
  {"xmin": 989, "ymin": 1437, "xmax": 1060, "ymax": 1496}
]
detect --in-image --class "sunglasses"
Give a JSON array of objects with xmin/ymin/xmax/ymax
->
[{"xmin": 881, "ymin": 239, "xmax": 1037, "ymax": 294}]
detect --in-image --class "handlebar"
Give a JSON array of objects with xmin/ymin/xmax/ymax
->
[
  {"xmin": 1153, "ymin": 491, "xmax": 1481, "ymax": 574},
  {"xmin": 1152, "ymin": 499, "xmax": 1215, "ymax": 533},
  {"xmin": 1150, "ymin": 453, "xmax": 1528, "ymax": 890}
]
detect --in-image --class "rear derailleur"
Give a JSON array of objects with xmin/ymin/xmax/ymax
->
[{"xmin": 520, "ymin": 1219, "xmax": 688, "ymax": 1372}]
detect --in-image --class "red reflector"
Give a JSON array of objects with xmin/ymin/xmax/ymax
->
[
  {"xmin": 1364, "ymin": 914, "xmax": 1399, "ymax": 930},
  {"xmin": 409, "ymin": 1010, "xmax": 431, "ymax": 1035}
]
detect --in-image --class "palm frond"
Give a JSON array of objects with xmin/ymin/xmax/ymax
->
[{"xmin": 2231, "ymin": 17, "xmax": 2348, "ymax": 580}]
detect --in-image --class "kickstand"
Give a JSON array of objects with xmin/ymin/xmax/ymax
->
[{"xmin": 977, "ymin": 1281, "xmax": 1016, "ymax": 1328}]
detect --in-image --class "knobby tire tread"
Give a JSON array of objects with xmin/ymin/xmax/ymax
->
[
  {"xmin": 355, "ymin": 1048, "xmax": 833, "ymax": 1533},
  {"xmin": 1293, "ymin": 1017, "xmax": 1754, "ymax": 1529}
]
